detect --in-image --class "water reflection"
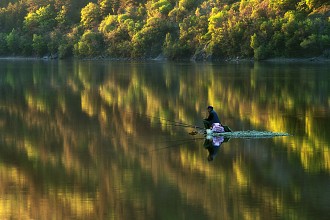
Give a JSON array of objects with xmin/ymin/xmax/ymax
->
[
  {"xmin": 0, "ymin": 60, "xmax": 329, "ymax": 219},
  {"xmin": 203, "ymin": 136, "xmax": 229, "ymax": 161}
]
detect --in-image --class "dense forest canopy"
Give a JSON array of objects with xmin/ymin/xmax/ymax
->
[{"xmin": 0, "ymin": 0, "xmax": 329, "ymax": 60}]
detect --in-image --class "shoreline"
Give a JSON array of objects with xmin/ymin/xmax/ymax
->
[
  {"xmin": 262, "ymin": 57, "xmax": 330, "ymax": 63},
  {"xmin": 1, "ymin": 56, "xmax": 330, "ymax": 63}
]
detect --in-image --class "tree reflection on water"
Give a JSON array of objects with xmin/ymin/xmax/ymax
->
[{"xmin": 0, "ymin": 60, "xmax": 329, "ymax": 219}]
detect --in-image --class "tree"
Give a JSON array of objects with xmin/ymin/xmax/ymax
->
[
  {"xmin": 178, "ymin": 0, "xmax": 200, "ymax": 10},
  {"xmin": 32, "ymin": 34, "xmax": 48, "ymax": 56},
  {"xmin": 303, "ymin": 0, "xmax": 329, "ymax": 10},
  {"xmin": 132, "ymin": 17, "xmax": 172, "ymax": 57},
  {"xmin": 19, "ymin": 34, "xmax": 33, "ymax": 55},
  {"xmin": 0, "ymin": 33, "xmax": 8, "ymax": 54},
  {"xmin": 6, "ymin": 29, "xmax": 20, "ymax": 54},
  {"xmin": 56, "ymin": 5, "xmax": 70, "ymax": 28},
  {"xmin": 163, "ymin": 32, "xmax": 192, "ymax": 59},
  {"xmin": 48, "ymin": 30, "xmax": 62, "ymax": 55},
  {"xmin": 81, "ymin": 2, "xmax": 101, "ymax": 30},
  {"xmin": 0, "ymin": 2, "xmax": 27, "ymax": 33},
  {"xmin": 24, "ymin": 4, "xmax": 57, "ymax": 34},
  {"xmin": 99, "ymin": 14, "xmax": 137, "ymax": 57},
  {"xmin": 0, "ymin": 0, "xmax": 329, "ymax": 59},
  {"xmin": 99, "ymin": 14, "xmax": 119, "ymax": 33},
  {"xmin": 74, "ymin": 30, "xmax": 104, "ymax": 57},
  {"xmin": 148, "ymin": 0, "xmax": 173, "ymax": 17},
  {"xmin": 250, "ymin": 33, "xmax": 269, "ymax": 60},
  {"xmin": 98, "ymin": 0, "xmax": 119, "ymax": 16}
]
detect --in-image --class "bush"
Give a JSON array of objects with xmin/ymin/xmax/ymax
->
[
  {"xmin": 32, "ymin": 34, "xmax": 48, "ymax": 56},
  {"xmin": 74, "ymin": 30, "xmax": 104, "ymax": 57},
  {"xmin": 6, "ymin": 29, "xmax": 20, "ymax": 54},
  {"xmin": 163, "ymin": 33, "xmax": 193, "ymax": 59},
  {"xmin": 0, "ymin": 33, "xmax": 8, "ymax": 54},
  {"xmin": 253, "ymin": 45, "xmax": 269, "ymax": 60},
  {"xmin": 19, "ymin": 35, "xmax": 33, "ymax": 55},
  {"xmin": 58, "ymin": 44, "xmax": 69, "ymax": 58}
]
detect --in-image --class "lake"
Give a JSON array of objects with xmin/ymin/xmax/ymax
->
[{"xmin": 0, "ymin": 59, "xmax": 329, "ymax": 219}]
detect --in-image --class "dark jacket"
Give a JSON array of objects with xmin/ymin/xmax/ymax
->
[{"xmin": 206, "ymin": 110, "xmax": 221, "ymax": 124}]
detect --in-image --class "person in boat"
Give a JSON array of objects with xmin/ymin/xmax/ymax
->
[{"xmin": 203, "ymin": 106, "xmax": 221, "ymax": 129}]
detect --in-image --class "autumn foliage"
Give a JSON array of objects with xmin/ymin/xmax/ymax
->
[{"xmin": 0, "ymin": 0, "xmax": 329, "ymax": 60}]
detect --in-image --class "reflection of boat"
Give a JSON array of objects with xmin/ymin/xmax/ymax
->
[{"xmin": 203, "ymin": 135, "xmax": 230, "ymax": 161}]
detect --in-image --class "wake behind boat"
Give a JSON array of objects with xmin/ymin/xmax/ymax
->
[
  {"xmin": 205, "ymin": 129, "xmax": 290, "ymax": 138},
  {"xmin": 189, "ymin": 127, "xmax": 290, "ymax": 138}
]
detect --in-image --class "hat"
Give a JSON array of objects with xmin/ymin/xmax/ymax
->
[{"xmin": 207, "ymin": 106, "xmax": 213, "ymax": 109}]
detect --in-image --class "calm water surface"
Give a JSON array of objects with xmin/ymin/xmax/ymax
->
[{"xmin": 0, "ymin": 60, "xmax": 329, "ymax": 219}]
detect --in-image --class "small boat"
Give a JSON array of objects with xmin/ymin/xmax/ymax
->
[{"xmin": 190, "ymin": 123, "xmax": 290, "ymax": 138}]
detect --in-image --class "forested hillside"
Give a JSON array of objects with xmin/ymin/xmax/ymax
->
[{"xmin": 0, "ymin": 0, "xmax": 329, "ymax": 60}]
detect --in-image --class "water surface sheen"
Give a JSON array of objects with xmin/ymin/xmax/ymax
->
[{"xmin": 0, "ymin": 60, "xmax": 329, "ymax": 219}]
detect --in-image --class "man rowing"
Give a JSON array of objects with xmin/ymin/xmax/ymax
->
[{"xmin": 203, "ymin": 106, "xmax": 221, "ymax": 129}]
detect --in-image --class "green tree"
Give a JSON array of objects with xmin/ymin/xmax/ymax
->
[
  {"xmin": 32, "ymin": 34, "xmax": 48, "ymax": 56},
  {"xmin": 176, "ymin": 15, "xmax": 205, "ymax": 58},
  {"xmin": 6, "ymin": 29, "xmax": 20, "ymax": 54},
  {"xmin": 303, "ymin": 0, "xmax": 329, "ymax": 10},
  {"xmin": 99, "ymin": 13, "xmax": 140, "ymax": 57},
  {"xmin": 98, "ymin": 0, "xmax": 120, "ymax": 16},
  {"xmin": 179, "ymin": 0, "xmax": 200, "ymax": 10},
  {"xmin": 163, "ymin": 32, "xmax": 192, "ymax": 59},
  {"xmin": 281, "ymin": 11, "xmax": 309, "ymax": 56},
  {"xmin": 0, "ymin": 33, "xmax": 8, "ymax": 54},
  {"xmin": 0, "ymin": 2, "xmax": 27, "ymax": 33},
  {"xmin": 81, "ymin": 2, "xmax": 101, "ymax": 29},
  {"xmin": 25, "ymin": 0, "xmax": 52, "ymax": 11},
  {"xmin": 132, "ymin": 17, "xmax": 172, "ymax": 57},
  {"xmin": 270, "ymin": 0, "xmax": 301, "ymax": 12},
  {"xmin": 300, "ymin": 17, "xmax": 330, "ymax": 55},
  {"xmin": 147, "ymin": 0, "xmax": 173, "ymax": 17},
  {"xmin": 24, "ymin": 4, "xmax": 57, "ymax": 34},
  {"xmin": 19, "ymin": 34, "xmax": 33, "ymax": 55},
  {"xmin": 56, "ymin": 5, "xmax": 70, "ymax": 28},
  {"xmin": 207, "ymin": 8, "xmax": 232, "ymax": 57},
  {"xmin": 48, "ymin": 30, "xmax": 62, "ymax": 55},
  {"xmin": 58, "ymin": 33, "xmax": 74, "ymax": 59},
  {"xmin": 74, "ymin": 30, "xmax": 104, "ymax": 57},
  {"xmin": 99, "ymin": 14, "xmax": 119, "ymax": 33},
  {"xmin": 250, "ymin": 33, "xmax": 269, "ymax": 60},
  {"xmin": 0, "ymin": 0, "xmax": 329, "ymax": 59}
]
